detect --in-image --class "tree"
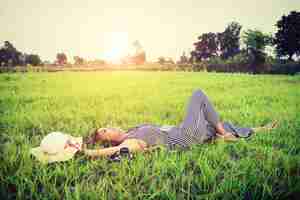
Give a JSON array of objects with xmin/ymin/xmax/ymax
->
[
  {"xmin": 26, "ymin": 54, "xmax": 41, "ymax": 66},
  {"xmin": 243, "ymin": 29, "xmax": 272, "ymax": 56},
  {"xmin": 178, "ymin": 52, "xmax": 189, "ymax": 64},
  {"xmin": 242, "ymin": 29, "xmax": 273, "ymax": 72},
  {"xmin": 56, "ymin": 53, "xmax": 67, "ymax": 65},
  {"xmin": 158, "ymin": 56, "xmax": 166, "ymax": 65},
  {"xmin": 165, "ymin": 57, "xmax": 175, "ymax": 64},
  {"xmin": 0, "ymin": 41, "xmax": 22, "ymax": 66},
  {"xmin": 133, "ymin": 51, "xmax": 146, "ymax": 65},
  {"xmin": 274, "ymin": 11, "xmax": 300, "ymax": 61},
  {"xmin": 18, "ymin": 53, "xmax": 26, "ymax": 66},
  {"xmin": 0, "ymin": 48, "xmax": 7, "ymax": 66},
  {"xmin": 4, "ymin": 41, "xmax": 17, "ymax": 52},
  {"xmin": 131, "ymin": 40, "xmax": 146, "ymax": 65},
  {"xmin": 93, "ymin": 59, "xmax": 106, "ymax": 65},
  {"xmin": 218, "ymin": 22, "xmax": 242, "ymax": 59},
  {"xmin": 191, "ymin": 32, "xmax": 219, "ymax": 62},
  {"xmin": 0, "ymin": 41, "xmax": 42, "ymax": 67},
  {"xmin": 158, "ymin": 57, "xmax": 175, "ymax": 65},
  {"xmin": 73, "ymin": 56, "xmax": 85, "ymax": 65}
]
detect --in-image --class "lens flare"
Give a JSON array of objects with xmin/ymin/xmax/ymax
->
[{"xmin": 103, "ymin": 32, "xmax": 129, "ymax": 63}]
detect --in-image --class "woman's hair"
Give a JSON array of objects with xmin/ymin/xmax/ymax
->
[
  {"xmin": 83, "ymin": 128, "xmax": 98, "ymax": 145},
  {"xmin": 84, "ymin": 127, "xmax": 124, "ymax": 144}
]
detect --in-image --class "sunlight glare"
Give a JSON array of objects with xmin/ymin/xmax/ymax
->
[{"xmin": 103, "ymin": 32, "xmax": 130, "ymax": 63}]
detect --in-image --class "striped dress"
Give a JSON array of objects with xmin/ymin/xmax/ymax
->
[{"xmin": 126, "ymin": 89, "xmax": 253, "ymax": 148}]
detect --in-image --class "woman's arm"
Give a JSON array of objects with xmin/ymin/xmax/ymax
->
[{"xmin": 84, "ymin": 139, "xmax": 147, "ymax": 158}]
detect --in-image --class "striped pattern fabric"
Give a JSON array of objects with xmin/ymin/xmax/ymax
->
[
  {"xmin": 166, "ymin": 89, "xmax": 219, "ymax": 148},
  {"xmin": 126, "ymin": 89, "xmax": 220, "ymax": 148},
  {"xmin": 126, "ymin": 124, "xmax": 168, "ymax": 146},
  {"xmin": 125, "ymin": 89, "xmax": 253, "ymax": 148}
]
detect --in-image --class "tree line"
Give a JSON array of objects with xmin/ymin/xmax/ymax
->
[
  {"xmin": 0, "ymin": 11, "xmax": 299, "ymax": 73},
  {"xmin": 0, "ymin": 41, "xmax": 41, "ymax": 67},
  {"xmin": 174, "ymin": 11, "xmax": 300, "ymax": 73},
  {"xmin": 0, "ymin": 40, "xmax": 146, "ymax": 67}
]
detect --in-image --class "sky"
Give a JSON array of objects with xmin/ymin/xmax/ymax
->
[{"xmin": 1, "ymin": 0, "xmax": 299, "ymax": 62}]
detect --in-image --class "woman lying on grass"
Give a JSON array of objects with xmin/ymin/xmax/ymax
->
[{"xmin": 84, "ymin": 89, "xmax": 277, "ymax": 159}]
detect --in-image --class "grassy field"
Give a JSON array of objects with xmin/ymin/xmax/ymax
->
[{"xmin": 0, "ymin": 71, "xmax": 300, "ymax": 199}]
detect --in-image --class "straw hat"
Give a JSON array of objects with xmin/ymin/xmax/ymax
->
[{"xmin": 30, "ymin": 132, "xmax": 82, "ymax": 164}]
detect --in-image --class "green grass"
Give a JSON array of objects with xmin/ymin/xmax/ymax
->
[{"xmin": 0, "ymin": 71, "xmax": 300, "ymax": 199}]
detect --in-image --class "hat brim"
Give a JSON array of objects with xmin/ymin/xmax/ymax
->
[
  {"xmin": 30, "ymin": 136, "xmax": 83, "ymax": 164},
  {"xmin": 30, "ymin": 147, "xmax": 75, "ymax": 164}
]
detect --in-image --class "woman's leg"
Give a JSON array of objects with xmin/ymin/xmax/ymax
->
[
  {"xmin": 252, "ymin": 121, "xmax": 278, "ymax": 133},
  {"xmin": 182, "ymin": 89, "xmax": 220, "ymax": 127},
  {"xmin": 179, "ymin": 89, "xmax": 236, "ymax": 142},
  {"xmin": 180, "ymin": 89, "xmax": 220, "ymax": 134},
  {"xmin": 174, "ymin": 90, "xmax": 216, "ymax": 144}
]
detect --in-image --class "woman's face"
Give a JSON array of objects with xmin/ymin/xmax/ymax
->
[
  {"xmin": 86, "ymin": 128, "xmax": 113, "ymax": 144},
  {"xmin": 85, "ymin": 127, "xmax": 124, "ymax": 144}
]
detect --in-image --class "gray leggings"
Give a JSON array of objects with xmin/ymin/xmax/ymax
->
[
  {"xmin": 167, "ymin": 89, "xmax": 220, "ymax": 147},
  {"xmin": 181, "ymin": 89, "xmax": 220, "ymax": 130},
  {"xmin": 127, "ymin": 89, "xmax": 222, "ymax": 147}
]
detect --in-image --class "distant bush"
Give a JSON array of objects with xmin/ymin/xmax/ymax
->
[
  {"xmin": 191, "ymin": 62, "xmax": 208, "ymax": 71},
  {"xmin": 206, "ymin": 63, "xmax": 252, "ymax": 73},
  {"xmin": 269, "ymin": 62, "xmax": 300, "ymax": 75},
  {"xmin": 1, "ymin": 59, "xmax": 299, "ymax": 75},
  {"xmin": 189, "ymin": 53, "xmax": 300, "ymax": 74},
  {"xmin": 230, "ymin": 52, "xmax": 251, "ymax": 65}
]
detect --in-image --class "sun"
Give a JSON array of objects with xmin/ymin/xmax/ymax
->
[{"xmin": 103, "ymin": 32, "xmax": 129, "ymax": 63}]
